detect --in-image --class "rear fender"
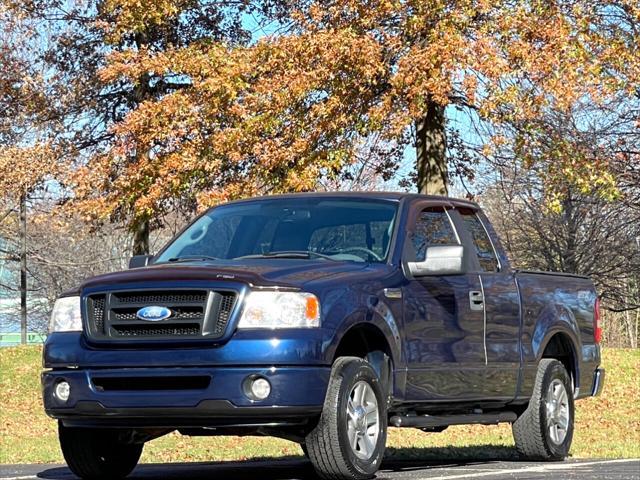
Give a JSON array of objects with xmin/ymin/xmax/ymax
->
[
  {"xmin": 532, "ymin": 303, "xmax": 581, "ymax": 387},
  {"xmin": 532, "ymin": 304, "xmax": 581, "ymax": 359}
]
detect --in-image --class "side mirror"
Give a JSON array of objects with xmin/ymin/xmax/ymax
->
[
  {"xmin": 408, "ymin": 245, "xmax": 464, "ymax": 277},
  {"xmin": 129, "ymin": 254, "xmax": 153, "ymax": 269}
]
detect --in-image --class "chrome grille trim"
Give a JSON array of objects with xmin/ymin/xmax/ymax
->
[{"xmin": 84, "ymin": 287, "xmax": 239, "ymax": 342}]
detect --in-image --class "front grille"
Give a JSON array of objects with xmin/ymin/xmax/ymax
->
[
  {"xmin": 113, "ymin": 291, "xmax": 207, "ymax": 305},
  {"xmin": 112, "ymin": 306, "xmax": 203, "ymax": 321},
  {"xmin": 85, "ymin": 288, "xmax": 239, "ymax": 342},
  {"xmin": 92, "ymin": 296, "xmax": 105, "ymax": 333},
  {"xmin": 112, "ymin": 323, "xmax": 201, "ymax": 336},
  {"xmin": 214, "ymin": 292, "xmax": 236, "ymax": 335}
]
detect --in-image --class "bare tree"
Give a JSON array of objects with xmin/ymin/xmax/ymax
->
[{"xmin": 478, "ymin": 92, "xmax": 640, "ymax": 347}]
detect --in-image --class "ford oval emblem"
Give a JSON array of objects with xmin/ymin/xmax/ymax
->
[{"xmin": 136, "ymin": 306, "xmax": 172, "ymax": 322}]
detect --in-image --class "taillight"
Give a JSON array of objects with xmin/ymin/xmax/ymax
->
[{"xmin": 594, "ymin": 297, "xmax": 602, "ymax": 344}]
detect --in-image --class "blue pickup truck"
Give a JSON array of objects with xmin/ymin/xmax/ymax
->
[{"xmin": 43, "ymin": 192, "xmax": 604, "ymax": 480}]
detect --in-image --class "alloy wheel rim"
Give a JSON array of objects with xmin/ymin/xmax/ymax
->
[
  {"xmin": 545, "ymin": 378, "xmax": 570, "ymax": 445},
  {"xmin": 346, "ymin": 381, "xmax": 380, "ymax": 460}
]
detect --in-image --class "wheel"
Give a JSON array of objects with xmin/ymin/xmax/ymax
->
[
  {"xmin": 512, "ymin": 359, "xmax": 575, "ymax": 460},
  {"xmin": 58, "ymin": 422, "xmax": 143, "ymax": 479},
  {"xmin": 305, "ymin": 356, "xmax": 387, "ymax": 480}
]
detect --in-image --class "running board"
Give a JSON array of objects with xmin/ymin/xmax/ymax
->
[{"xmin": 389, "ymin": 411, "xmax": 517, "ymax": 428}]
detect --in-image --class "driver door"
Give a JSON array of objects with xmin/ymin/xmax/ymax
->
[{"xmin": 402, "ymin": 205, "xmax": 487, "ymax": 401}]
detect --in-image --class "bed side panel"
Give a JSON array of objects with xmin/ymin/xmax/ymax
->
[{"xmin": 515, "ymin": 272, "xmax": 599, "ymax": 401}]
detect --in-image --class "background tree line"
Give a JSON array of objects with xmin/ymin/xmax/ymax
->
[{"xmin": 0, "ymin": 0, "xmax": 638, "ymax": 346}]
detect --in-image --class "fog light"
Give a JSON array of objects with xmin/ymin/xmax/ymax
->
[
  {"xmin": 55, "ymin": 381, "xmax": 71, "ymax": 402},
  {"xmin": 250, "ymin": 377, "xmax": 271, "ymax": 400}
]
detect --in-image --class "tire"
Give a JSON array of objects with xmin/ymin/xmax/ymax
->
[
  {"xmin": 512, "ymin": 359, "xmax": 575, "ymax": 460},
  {"xmin": 305, "ymin": 356, "xmax": 387, "ymax": 480},
  {"xmin": 59, "ymin": 422, "xmax": 143, "ymax": 479}
]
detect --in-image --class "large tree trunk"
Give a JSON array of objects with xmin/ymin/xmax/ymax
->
[
  {"xmin": 128, "ymin": 69, "xmax": 152, "ymax": 258},
  {"xmin": 416, "ymin": 101, "xmax": 448, "ymax": 196},
  {"xmin": 130, "ymin": 141, "xmax": 149, "ymax": 256},
  {"xmin": 132, "ymin": 218, "xmax": 150, "ymax": 256},
  {"xmin": 19, "ymin": 192, "xmax": 27, "ymax": 345}
]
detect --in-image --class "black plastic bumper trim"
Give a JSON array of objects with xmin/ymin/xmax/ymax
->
[{"xmin": 46, "ymin": 400, "xmax": 322, "ymax": 428}]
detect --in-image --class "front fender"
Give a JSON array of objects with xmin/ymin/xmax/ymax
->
[{"xmin": 323, "ymin": 298, "xmax": 403, "ymax": 370}]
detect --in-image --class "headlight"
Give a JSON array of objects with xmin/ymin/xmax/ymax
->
[
  {"xmin": 238, "ymin": 291, "xmax": 320, "ymax": 329},
  {"xmin": 49, "ymin": 296, "xmax": 82, "ymax": 332}
]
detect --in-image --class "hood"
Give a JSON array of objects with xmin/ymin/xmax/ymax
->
[{"xmin": 79, "ymin": 259, "xmax": 371, "ymax": 291}]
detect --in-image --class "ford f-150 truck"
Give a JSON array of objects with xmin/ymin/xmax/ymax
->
[{"xmin": 43, "ymin": 192, "xmax": 605, "ymax": 480}]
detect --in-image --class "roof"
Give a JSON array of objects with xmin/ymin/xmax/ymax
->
[{"xmin": 224, "ymin": 191, "xmax": 480, "ymax": 209}]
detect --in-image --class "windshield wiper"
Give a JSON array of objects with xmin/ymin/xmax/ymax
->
[
  {"xmin": 235, "ymin": 250, "xmax": 338, "ymax": 261},
  {"xmin": 166, "ymin": 255, "xmax": 220, "ymax": 263}
]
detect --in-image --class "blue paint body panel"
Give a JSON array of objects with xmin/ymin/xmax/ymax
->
[{"xmin": 42, "ymin": 193, "xmax": 603, "ymax": 429}]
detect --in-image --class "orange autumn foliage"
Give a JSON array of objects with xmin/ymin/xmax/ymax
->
[
  {"xmin": 73, "ymin": 0, "xmax": 638, "ymax": 221},
  {"xmin": 0, "ymin": 144, "xmax": 59, "ymax": 196}
]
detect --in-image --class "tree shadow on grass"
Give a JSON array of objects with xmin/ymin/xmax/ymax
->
[{"xmin": 37, "ymin": 445, "xmax": 521, "ymax": 480}]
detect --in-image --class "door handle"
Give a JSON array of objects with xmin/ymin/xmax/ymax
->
[{"xmin": 469, "ymin": 290, "xmax": 484, "ymax": 311}]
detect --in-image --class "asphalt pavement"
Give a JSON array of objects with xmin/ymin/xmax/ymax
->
[{"xmin": 1, "ymin": 458, "xmax": 639, "ymax": 480}]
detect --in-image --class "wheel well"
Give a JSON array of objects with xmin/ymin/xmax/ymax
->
[
  {"xmin": 334, "ymin": 323, "xmax": 394, "ymax": 397},
  {"xmin": 334, "ymin": 323, "xmax": 393, "ymax": 362},
  {"xmin": 542, "ymin": 333, "xmax": 577, "ymax": 389}
]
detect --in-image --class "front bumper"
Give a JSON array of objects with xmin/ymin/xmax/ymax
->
[
  {"xmin": 43, "ymin": 330, "xmax": 330, "ymax": 368},
  {"xmin": 43, "ymin": 366, "xmax": 329, "ymax": 428},
  {"xmin": 591, "ymin": 367, "xmax": 605, "ymax": 397}
]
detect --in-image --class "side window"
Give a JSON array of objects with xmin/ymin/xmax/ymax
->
[
  {"xmin": 459, "ymin": 209, "xmax": 499, "ymax": 272},
  {"xmin": 410, "ymin": 207, "xmax": 458, "ymax": 261}
]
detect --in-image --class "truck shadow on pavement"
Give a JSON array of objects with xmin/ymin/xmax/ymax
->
[
  {"xmin": 382, "ymin": 445, "xmax": 520, "ymax": 473},
  {"xmin": 35, "ymin": 445, "xmax": 521, "ymax": 480}
]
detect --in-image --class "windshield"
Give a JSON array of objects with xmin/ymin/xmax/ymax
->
[{"xmin": 156, "ymin": 197, "xmax": 398, "ymax": 264}]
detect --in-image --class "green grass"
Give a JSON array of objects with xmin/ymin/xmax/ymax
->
[{"xmin": 1, "ymin": 347, "xmax": 638, "ymax": 464}]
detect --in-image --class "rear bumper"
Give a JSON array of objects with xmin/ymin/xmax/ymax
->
[
  {"xmin": 43, "ymin": 365, "xmax": 329, "ymax": 428},
  {"xmin": 591, "ymin": 367, "xmax": 605, "ymax": 397}
]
